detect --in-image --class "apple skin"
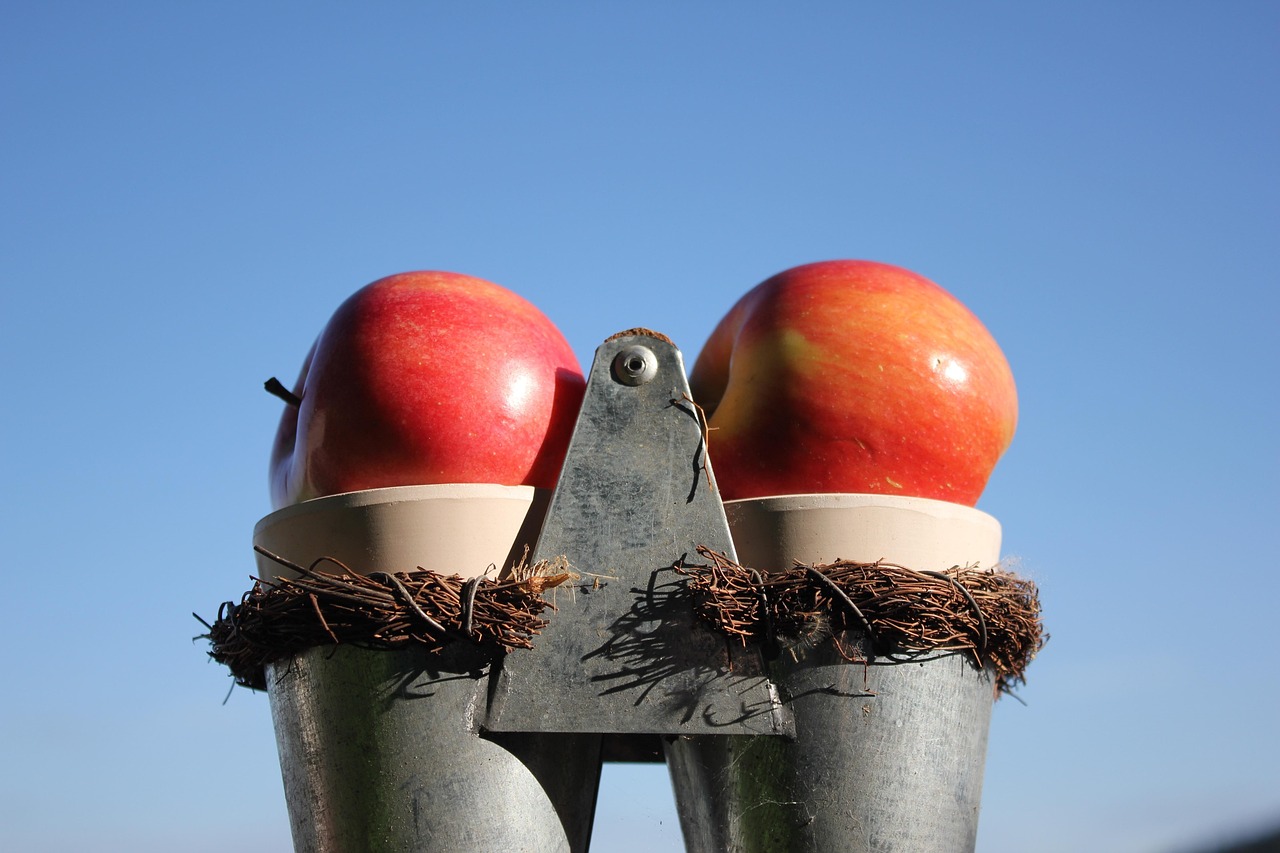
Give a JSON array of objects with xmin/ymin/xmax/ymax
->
[
  {"xmin": 269, "ymin": 271, "xmax": 586, "ymax": 509},
  {"xmin": 689, "ymin": 260, "xmax": 1017, "ymax": 506}
]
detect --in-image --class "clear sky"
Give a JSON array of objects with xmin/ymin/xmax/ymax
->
[{"xmin": 2, "ymin": 3, "xmax": 1277, "ymax": 852}]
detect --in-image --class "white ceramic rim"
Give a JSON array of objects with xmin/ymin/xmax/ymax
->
[
  {"xmin": 723, "ymin": 492, "xmax": 998, "ymax": 524},
  {"xmin": 254, "ymin": 483, "xmax": 541, "ymax": 535}
]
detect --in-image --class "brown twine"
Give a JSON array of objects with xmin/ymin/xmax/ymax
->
[
  {"xmin": 197, "ymin": 547, "xmax": 576, "ymax": 691},
  {"xmin": 676, "ymin": 545, "xmax": 1045, "ymax": 695},
  {"xmin": 199, "ymin": 543, "xmax": 1044, "ymax": 698}
]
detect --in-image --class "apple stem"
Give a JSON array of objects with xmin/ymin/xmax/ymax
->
[{"xmin": 264, "ymin": 377, "xmax": 302, "ymax": 407}]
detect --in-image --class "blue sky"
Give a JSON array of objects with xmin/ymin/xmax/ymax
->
[{"xmin": 2, "ymin": 3, "xmax": 1277, "ymax": 851}]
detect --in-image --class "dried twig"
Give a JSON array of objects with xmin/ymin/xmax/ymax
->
[
  {"xmin": 198, "ymin": 550, "xmax": 576, "ymax": 691},
  {"xmin": 677, "ymin": 546, "xmax": 1045, "ymax": 695}
]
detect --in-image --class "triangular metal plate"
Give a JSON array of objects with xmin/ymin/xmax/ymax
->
[{"xmin": 484, "ymin": 330, "xmax": 792, "ymax": 738}]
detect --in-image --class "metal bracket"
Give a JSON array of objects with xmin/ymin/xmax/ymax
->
[{"xmin": 484, "ymin": 330, "xmax": 793, "ymax": 740}]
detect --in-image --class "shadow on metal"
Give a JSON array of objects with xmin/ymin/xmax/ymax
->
[
  {"xmin": 666, "ymin": 637, "xmax": 994, "ymax": 853},
  {"xmin": 268, "ymin": 643, "xmax": 602, "ymax": 853}
]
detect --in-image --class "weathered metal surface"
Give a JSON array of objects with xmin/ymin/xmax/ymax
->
[
  {"xmin": 267, "ymin": 643, "xmax": 601, "ymax": 853},
  {"xmin": 665, "ymin": 637, "xmax": 995, "ymax": 853},
  {"xmin": 484, "ymin": 331, "xmax": 792, "ymax": 739}
]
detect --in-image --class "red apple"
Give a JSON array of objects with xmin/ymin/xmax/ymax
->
[
  {"xmin": 689, "ymin": 260, "xmax": 1017, "ymax": 505},
  {"xmin": 268, "ymin": 271, "xmax": 586, "ymax": 508}
]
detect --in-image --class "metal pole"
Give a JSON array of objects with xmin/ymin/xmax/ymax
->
[
  {"xmin": 666, "ymin": 646, "xmax": 994, "ymax": 852},
  {"xmin": 267, "ymin": 644, "xmax": 601, "ymax": 853}
]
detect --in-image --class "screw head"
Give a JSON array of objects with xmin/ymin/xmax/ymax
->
[{"xmin": 612, "ymin": 345, "xmax": 658, "ymax": 386}]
